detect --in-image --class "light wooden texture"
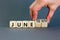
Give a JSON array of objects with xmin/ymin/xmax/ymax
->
[
  {"xmin": 10, "ymin": 21, "xmax": 17, "ymax": 28},
  {"xmin": 16, "ymin": 21, "xmax": 23, "ymax": 28},
  {"xmin": 28, "ymin": 21, "xmax": 35, "ymax": 28},
  {"xmin": 22, "ymin": 21, "xmax": 29, "ymax": 28},
  {"xmin": 9, "ymin": 19, "xmax": 48, "ymax": 28}
]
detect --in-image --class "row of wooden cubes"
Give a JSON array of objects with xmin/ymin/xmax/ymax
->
[{"xmin": 9, "ymin": 19, "xmax": 48, "ymax": 28}]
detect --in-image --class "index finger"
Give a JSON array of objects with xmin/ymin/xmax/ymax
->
[{"xmin": 30, "ymin": 2, "xmax": 45, "ymax": 21}]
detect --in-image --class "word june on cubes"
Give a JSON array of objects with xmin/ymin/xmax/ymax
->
[{"xmin": 9, "ymin": 19, "xmax": 48, "ymax": 28}]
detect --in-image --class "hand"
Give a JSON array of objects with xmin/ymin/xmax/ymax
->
[{"xmin": 29, "ymin": 0, "xmax": 60, "ymax": 23}]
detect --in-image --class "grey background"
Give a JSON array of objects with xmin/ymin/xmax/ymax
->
[
  {"xmin": 0, "ymin": 0, "xmax": 60, "ymax": 27},
  {"xmin": 0, "ymin": 0, "xmax": 60, "ymax": 40}
]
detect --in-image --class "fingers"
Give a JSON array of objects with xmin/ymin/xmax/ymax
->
[
  {"xmin": 46, "ymin": 5, "xmax": 58, "ymax": 23},
  {"xmin": 29, "ymin": 1, "xmax": 37, "ymax": 9},
  {"xmin": 29, "ymin": 1, "xmax": 45, "ymax": 21},
  {"xmin": 32, "ymin": 9, "xmax": 38, "ymax": 21},
  {"xmin": 29, "ymin": 0, "xmax": 60, "ymax": 23},
  {"xmin": 29, "ymin": 1, "xmax": 37, "ymax": 20},
  {"xmin": 46, "ymin": 10, "xmax": 55, "ymax": 23}
]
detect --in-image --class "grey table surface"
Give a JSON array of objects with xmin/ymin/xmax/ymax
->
[{"xmin": 0, "ymin": 27, "xmax": 60, "ymax": 40}]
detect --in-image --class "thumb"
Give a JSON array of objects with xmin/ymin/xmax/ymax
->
[
  {"xmin": 46, "ymin": 7, "xmax": 58, "ymax": 23},
  {"xmin": 46, "ymin": 4, "xmax": 58, "ymax": 23},
  {"xmin": 46, "ymin": 9, "xmax": 55, "ymax": 23}
]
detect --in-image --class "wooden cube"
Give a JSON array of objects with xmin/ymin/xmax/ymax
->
[
  {"xmin": 9, "ymin": 21, "xmax": 17, "ymax": 28},
  {"xmin": 35, "ymin": 21, "xmax": 42, "ymax": 27},
  {"xmin": 16, "ymin": 21, "xmax": 23, "ymax": 28},
  {"xmin": 28, "ymin": 21, "xmax": 35, "ymax": 28},
  {"xmin": 41, "ymin": 22, "xmax": 48, "ymax": 27},
  {"xmin": 22, "ymin": 21, "xmax": 29, "ymax": 28},
  {"xmin": 40, "ymin": 19, "xmax": 47, "ymax": 22}
]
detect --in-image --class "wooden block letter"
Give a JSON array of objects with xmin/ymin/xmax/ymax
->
[
  {"xmin": 35, "ymin": 20, "xmax": 42, "ymax": 27},
  {"xmin": 16, "ymin": 21, "xmax": 23, "ymax": 28},
  {"xmin": 41, "ymin": 19, "xmax": 48, "ymax": 27},
  {"xmin": 10, "ymin": 21, "xmax": 17, "ymax": 28},
  {"xmin": 28, "ymin": 21, "xmax": 35, "ymax": 28},
  {"xmin": 22, "ymin": 21, "xmax": 28, "ymax": 28},
  {"xmin": 41, "ymin": 22, "xmax": 48, "ymax": 27}
]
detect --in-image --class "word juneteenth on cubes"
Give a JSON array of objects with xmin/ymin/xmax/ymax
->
[{"xmin": 9, "ymin": 19, "xmax": 48, "ymax": 28}]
